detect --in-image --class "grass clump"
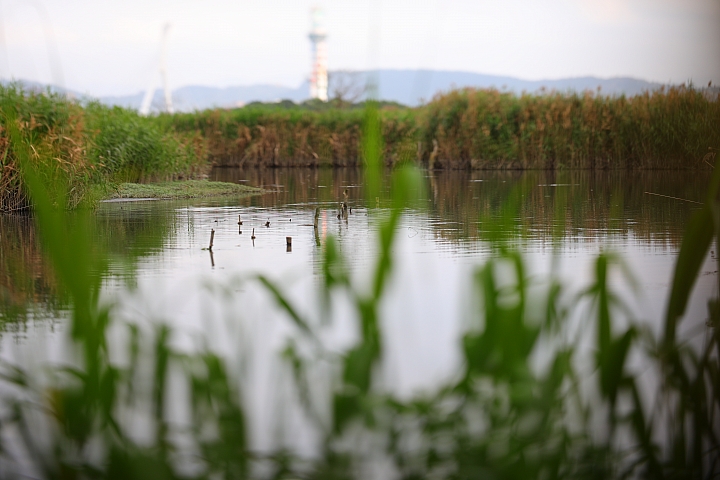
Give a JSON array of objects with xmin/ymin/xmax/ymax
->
[{"xmin": 104, "ymin": 179, "xmax": 264, "ymax": 200}]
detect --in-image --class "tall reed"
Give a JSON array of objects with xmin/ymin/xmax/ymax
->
[
  {"xmin": 173, "ymin": 86, "xmax": 719, "ymax": 171},
  {"xmin": 0, "ymin": 84, "xmax": 208, "ymax": 211},
  {"xmin": 169, "ymin": 106, "xmax": 417, "ymax": 169},
  {"xmin": 421, "ymin": 86, "xmax": 720, "ymax": 169}
]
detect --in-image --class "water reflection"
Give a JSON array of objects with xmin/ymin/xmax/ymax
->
[
  {"xmin": 0, "ymin": 168, "xmax": 707, "ymax": 328},
  {"xmin": 0, "ymin": 213, "xmax": 64, "ymax": 330},
  {"xmin": 210, "ymin": 167, "xmax": 702, "ymax": 248}
]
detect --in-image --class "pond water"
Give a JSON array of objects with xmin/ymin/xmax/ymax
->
[
  {"xmin": 96, "ymin": 168, "xmax": 711, "ymax": 340},
  {"xmin": 0, "ymin": 168, "xmax": 716, "ymax": 469}
]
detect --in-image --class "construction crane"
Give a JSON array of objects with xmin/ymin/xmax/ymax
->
[{"xmin": 140, "ymin": 23, "xmax": 174, "ymax": 115}]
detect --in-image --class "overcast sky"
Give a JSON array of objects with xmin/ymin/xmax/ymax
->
[{"xmin": 1, "ymin": 0, "xmax": 718, "ymax": 96}]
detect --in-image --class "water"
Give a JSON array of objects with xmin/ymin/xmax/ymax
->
[
  {"xmin": 2, "ymin": 168, "xmax": 713, "ymax": 378},
  {"xmin": 0, "ymin": 168, "xmax": 716, "ymax": 472}
]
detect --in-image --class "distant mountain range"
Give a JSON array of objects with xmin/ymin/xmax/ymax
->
[
  {"xmin": 103, "ymin": 70, "xmax": 665, "ymax": 112},
  {"xmin": 4, "ymin": 70, "xmax": 668, "ymax": 112},
  {"xmin": 100, "ymin": 83, "xmax": 310, "ymax": 112}
]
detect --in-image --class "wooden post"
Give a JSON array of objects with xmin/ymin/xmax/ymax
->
[
  {"xmin": 238, "ymin": 214, "xmax": 243, "ymax": 225},
  {"xmin": 251, "ymin": 228, "xmax": 256, "ymax": 239},
  {"xmin": 313, "ymin": 208, "xmax": 321, "ymax": 246},
  {"xmin": 209, "ymin": 229, "xmax": 215, "ymax": 251},
  {"xmin": 286, "ymin": 236, "xmax": 292, "ymax": 252}
]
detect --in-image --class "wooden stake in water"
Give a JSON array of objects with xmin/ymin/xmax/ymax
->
[
  {"xmin": 286, "ymin": 236, "xmax": 292, "ymax": 252},
  {"xmin": 209, "ymin": 228, "xmax": 215, "ymax": 251},
  {"xmin": 238, "ymin": 214, "xmax": 243, "ymax": 225},
  {"xmin": 251, "ymin": 228, "xmax": 256, "ymax": 240},
  {"xmin": 313, "ymin": 208, "xmax": 321, "ymax": 247}
]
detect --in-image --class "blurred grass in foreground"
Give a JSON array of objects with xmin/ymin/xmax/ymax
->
[{"xmin": 0, "ymin": 102, "xmax": 717, "ymax": 479}]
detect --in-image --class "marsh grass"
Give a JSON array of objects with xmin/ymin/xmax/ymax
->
[
  {"xmin": 0, "ymin": 84, "xmax": 208, "ymax": 212},
  {"xmin": 3, "ymin": 84, "xmax": 716, "ymax": 211},
  {"xmin": 85, "ymin": 102, "xmax": 207, "ymax": 183},
  {"xmin": 170, "ymin": 86, "xmax": 720, "ymax": 172},
  {"xmin": 422, "ymin": 86, "xmax": 720, "ymax": 170},
  {"xmin": 0, "ymin": 101, "xmax": 718, "ymax": 479}
]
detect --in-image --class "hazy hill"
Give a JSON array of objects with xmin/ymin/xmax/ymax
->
[
  {"xmin": 367, "ymin": 69, "xmax": 663, "ymax": 104},
  {"xmin": 102, "ymin": 84, "xmax": 308, "ymax": 112},
  {"xmin": 4, "ymin": 70, "xmax": 666, "ymax": 112},
  {"xmin": 100, "ymin": 70, "xmax": 663, "ymax": 112},
  {"xmin": 0, "ymin": 79, "xmax": 85, "ymax": 98}
]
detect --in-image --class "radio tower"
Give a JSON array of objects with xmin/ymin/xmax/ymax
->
[{"xmin": 308, "ymin": 7, "xmax": 328, "ymax": 101}]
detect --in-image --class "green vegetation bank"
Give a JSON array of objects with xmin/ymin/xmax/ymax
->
[
  {"xmin": 170, "ymin": 86, "xmax": 720, "ymax": 170},
  {"xmin": 0, "ymin": 84, "xmax": 208, "ymax": 211},
  {"xmin": 2, "ymin": 83, "xmax": 718, "ymax": 211}
]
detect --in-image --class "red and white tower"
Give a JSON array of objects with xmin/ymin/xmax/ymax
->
[{"xmin": 309, "ymin": 7, "xmax": 328, "ymax": 101}]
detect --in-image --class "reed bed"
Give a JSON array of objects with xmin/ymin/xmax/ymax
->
[
  {"xmin": 168, "ymin": 105, "xmax": 418, "ymax": 168},
  {"xmin": 422, "ymin": 86, "xmax": 720, "ymax": 169},
  {"xmin": 3, "ymin": 84, "xmax": 717, "ymax": 212},
  {"xmin": 173, "ymin": 86, "xmax": 719, "ymax": 171},
  {"xmin": 0, "ymin": 84, "xmax": 207, "ymax": 212}
]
